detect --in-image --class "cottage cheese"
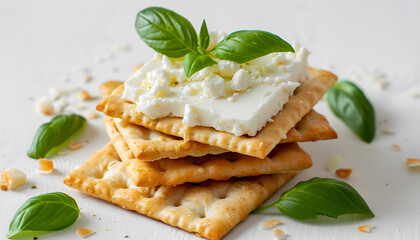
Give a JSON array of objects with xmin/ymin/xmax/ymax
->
[{"xmin": 123, "ymin": 36, "xmax": 309, "ymax": 136}]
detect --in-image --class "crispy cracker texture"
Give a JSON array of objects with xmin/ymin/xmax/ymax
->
[
  {"xmin": 97, "ymin": 68, "xmax": 337, "ymax": 158},
  {"xmin": 63, "ymin": 143, "xmax": 296, "ymax": 240},
  {"xmin": 103, "ymin": 116, "xmax": 311, "ymax": 187},
  {"xmin": 101, "ymin": 108, "xmax": 336, "ymax": 161}
]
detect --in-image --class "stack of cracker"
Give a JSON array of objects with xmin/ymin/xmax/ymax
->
[{"xmin": 64, "ymin": 68, "xmax": 337, "ymax": 240}]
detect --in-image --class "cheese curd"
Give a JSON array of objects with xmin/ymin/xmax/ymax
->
[{"xmin": 123, "ymin": 38, "xmax": 309, "ymax": 136}]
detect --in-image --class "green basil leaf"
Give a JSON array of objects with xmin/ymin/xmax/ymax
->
[
  {"xmin": 254, "ymin": 177, "xmax": 374, "ymax": 220},
  {"xmin": 198, "ymin": 19, "xmax": 210, "ymax": 52},
  {"xmin": 135, "ymin": 7, "xmax": 198, "ymax": 58},
  {"xmin": 7, "ymin": 192, "xmax": 80, "ymax": 239},
  {"xmin": 27, "ymin": 114, "xmax": 86, "ymax": 159},
  {"xmin": 211, "ymin": 30, "xmax": 295, "ymax": 64},
  {"xmin": 327, "ymin": 80, "xmax": 375, "ymax": 143},
  {"xmin": 183, "ymin": 52, "xmax": 217, "ymax": 78}
]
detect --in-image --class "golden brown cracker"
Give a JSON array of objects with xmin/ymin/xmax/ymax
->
[
  {"xmin": 97, "ymin": 68, "xmax": 337, "ymax": 158},
  {"xmin": 104, "ymin": 116, "xmax": 311, "ymax": 187},
  {"xmin": 63, "ymin": 143, "xmax": 296, "ymax": 240}
]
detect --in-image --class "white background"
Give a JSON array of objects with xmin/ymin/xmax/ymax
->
[{"xmin": 1, "ymin": 1, "xmax": 420, "ymax": 239}]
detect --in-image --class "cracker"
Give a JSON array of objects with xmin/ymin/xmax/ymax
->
[
  {"xmin": 97, "ymin": 68, "xmax": 337, "ymax": 158},
  {"xmin": 103, "ymin": 108, "xmax": 336, "ymax": 161},
  {"xmin": 104, "ymin": 117, "xmax": 311, "ymax": 186},
  {"xmin": 63, "ymin": 143, "xmax": 296, "ymax": 240}
]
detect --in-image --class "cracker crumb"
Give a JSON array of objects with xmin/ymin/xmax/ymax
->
[
  {"xmin": 358, "ymin": 223, "xmax": 374, "ymax": 233},
  {"xmin": 0, "ymin": 168, "xmax": 27, "ymax": 190},
  {"xmin": 273, "ymin": 228, "xmax": 286, "ymax": 240},
  {"xmin": 391, "ymin": 144, "xmax": 400, "ymax": 151},
  {"xmin": 78, "ymin": 90, "xmax": 95, "ymax": 101},
  {"xmin": 58, "ymin": 150, "xmax": 67, "ymax": 155},
  {"xmin": 325, "ymin": 155, "xmax": 341, "ymax": 171},
  {"xmin": 381, "ymin": 127, "xmax": 395, "ymax": 135},
  {"xmin": 259, "ymin": 219, "xmax": 282, "ymax": 230},
  {"xmin": 76, "ymin": 227, "xmax": 95, "ymax": 238},
  {"xmin": 31, "ymin": 185, "xmax": 37, "ymax": 189},
  {"xmin": 84, "ymin": 74, "xmax": 92, "ymax": 83},
  {"xmin": 37, "ymin": 158, "xmax": 54, "ymax": 174},
  {"xmin": 132, "ymin": 64, "xmax": 143, "ymax": 73},
  {"xmin": 335, "ymin": 168, "xmax": 353, "ymax": 178},
  {"xmin": 35, "ymin": 95, "xmax": 54, "ymax": 115},
  {"xmin": 34, "ymin": 237, "xmax": 38, "ymax": 240},
  {"xmin": 406, "ymin": 158, "xmax": 420, "ymax": 168},
  {"xmin": 83, "ymin": 110, "xmax": 99, "ymax": 120},
  {"xmin": 68, "ymin": 141, "xmax": 83, "ymax": 151},
  {"xmin": 124, "ymin": 235, "xmax": 129, "ymax": 238}
]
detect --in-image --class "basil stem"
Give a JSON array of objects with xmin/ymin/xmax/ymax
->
[
  {"xmin": 327, "ymin": 81, "xmax": 375, "ymax": 143},
  {"xmin": 254, "ymin": 177, "xmax": 374, "ymax": 220},
  {"xmin": 212, "ymin": 30, "xmax": 295, "ymax": 63},
  {"xmin": 183, "ymin": 52, "xmax": 217, "ymax": 78},
  {"xmin": 135, "ymin": 7, "xmax": 198, "ymax": 58},
  {"xmin": 7, "ymin": 192, "xmax": 80, "ymax": 239},
  {"xmin": 27, "ymin": 114, "xmax": 86, "ymax": 159}
]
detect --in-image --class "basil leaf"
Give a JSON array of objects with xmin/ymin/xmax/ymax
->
[
  {"xmin": 7, "ymin": 192, "xmax": 80, "ymax": 239},
  {"xmin": 183, "ymin": 52, "xmax": 217, "ymax": 78},
  {"xmin": 254, "ymin": 178, "xmax": 374, "ymax": 220},
  {"xmin": 198, "ymin": 19, "xmax": 210, "ymax": 52},
  {"xmin": 327, "ymin": 81, "xmax": 375, "ymax": 143},
  {"xmin": 135, "ymin": 7, "xmax": 198, "ymax": 58},
  {"xmin": 212, "ymin": 30, "xmax": 295, "ymax": 63},
  {"xmin": 27, "ymin": 114, "xmax": 86, "ymax": 159}
]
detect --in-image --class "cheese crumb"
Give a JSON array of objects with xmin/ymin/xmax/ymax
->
[
  {"xmin": 48, "ymin": 87, "xmax": 65, "ymax": 100},
  {"xmin": 259, "ymin": 219, "xmax": 282, "ymax": 230},
  {"xmin": 218, "ymin": 60, "xmax": 240, "ymax": 77},
  {"xmin": 37, "ymin": 158, "xmax": 54, "ymax": 174},
  {"xmin": 203, "ymin": 73, "xmax": 226, "ymax": 98},
  {"xmin": 68, "ymin": 141, "xmax": 83, "ymax": 150},
  {"xmin": 325, "ymin": 155, "xmax": 341, "ymax": 171},
  {"xmin": 182, "ymin": 104, "xmax": 199, "ymax": 127},
  {"xmin": 0, "ymin": 168, "xmax": 27, "ymax": 190},
  {"xmin": 83, "ymin": 110, "xmax": 99, "ymax": 120},
  {"xmin": 35, "ymin": 95, "xmax": 54, "ymax": 115},
  {"xmin": 273, "ymin": 228, "xmax": 286, "ymax": 240},
  {"xmin": 406, "ymin": 158, "xmax": 420, "ymax": 168},
  {"xmin": 358, "ymin": 223, "xmax": 374, "ymax": 233},
  {"xmin": 335, "ymin": 168, "xmax": 353, "ymax": 178},
  {"xmin": 231, "ymin": 69, "xmax": 251, "ymax": 91},
  {"xmin": 76, "ymin": 228, "xmax": 95, "ymax": 238}
]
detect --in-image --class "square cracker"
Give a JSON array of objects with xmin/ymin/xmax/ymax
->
[
  {"xmin": 100, "ymin": 81, "xmax": 336, "ymax": 161},
  {"xmin": 104, "ymin": 116, "xmax": 311, "ymax": 187},
  {"xmin": 103, "ymin": 107, "xmax": 336, "ymax": 161},
  {"xmin": 63, "ymin": 143, "xmax": 296, "ymax": 240},
  {"xmin": 97, "ymin": 68, "xmax": 337, "ymax": 158}
]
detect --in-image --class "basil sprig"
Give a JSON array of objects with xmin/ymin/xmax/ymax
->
[
  {"xmin": 27, "ymin": 114, "xmax": 87, "ymax": 159},
  {"xmin": 135, "ymin": 7, "xmax": 294, "ymax": 77},
  {"xmin": 326, "ymin": 81, "xmax": 375, "ymax": 143},
  {"xmin": 7, "ymin": 192, "xmax": 80, "ymax": 239},
  {"xmin": 254, "ymin": 177, "xmax": 374, "ymax": 220}
]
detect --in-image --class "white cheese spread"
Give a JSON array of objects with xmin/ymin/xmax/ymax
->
[{"xmin": 123, "ymin": 34, "xmax": 309, "ymax": 136}]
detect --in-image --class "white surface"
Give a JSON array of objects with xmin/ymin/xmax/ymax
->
[{"xmin": 1, "ymin": 1, "xmax": 419, "ymax": 240}]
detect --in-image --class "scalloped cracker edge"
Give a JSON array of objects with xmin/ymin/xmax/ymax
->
[
  {"xmin": 97, "ymin": 68, "xmax": 337, "ymax": 158},
  {"xmin": 104, "ymin": 116, "xmax": 311, "ymax": 187},
  {"xmin": 63, "ymin": 143, "xmax": 296, "ymax": 240}
]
